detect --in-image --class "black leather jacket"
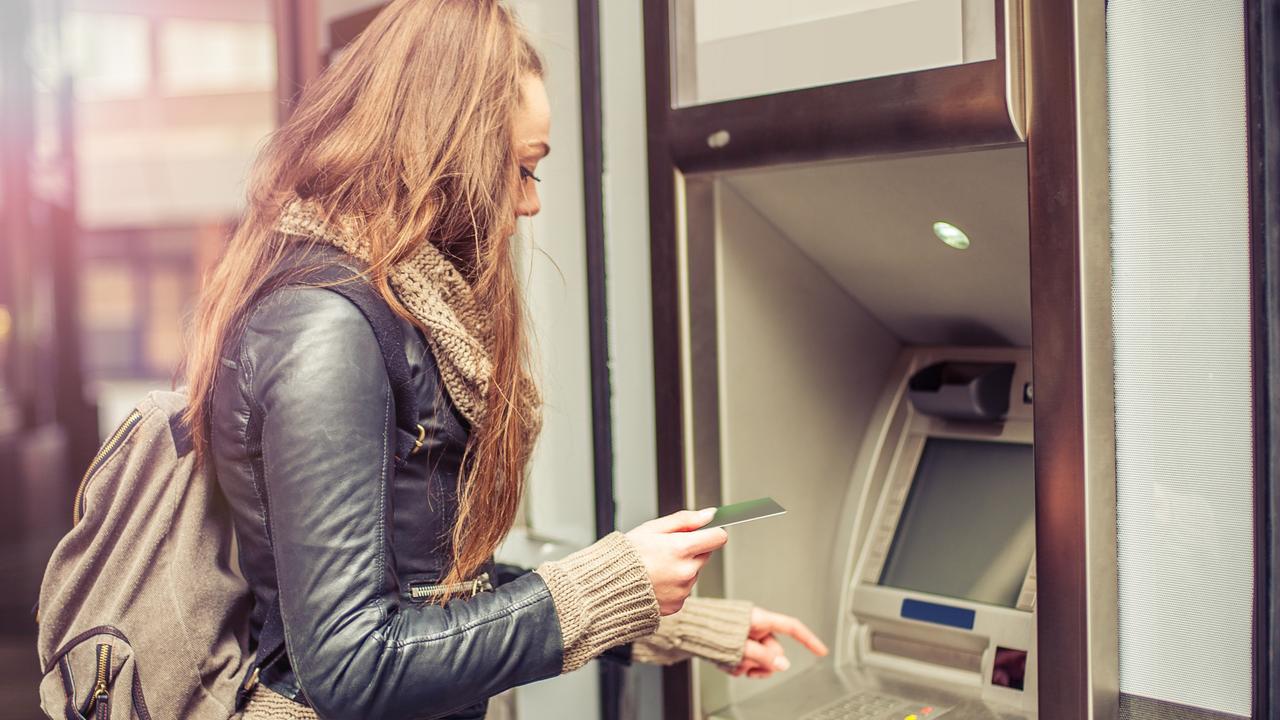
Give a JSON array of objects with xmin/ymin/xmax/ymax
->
[{"xmin": 209, "ymin": 275, "xmax": 563, "ymax": 719}]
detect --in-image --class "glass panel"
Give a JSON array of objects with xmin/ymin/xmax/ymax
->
[
  {"xmin": 1108, "ymin": 0, "xmax": 1253, "ymax": 716},
  {"xmin": 675, "ymin": 0, "xmax": 998, "ymax": 106}
]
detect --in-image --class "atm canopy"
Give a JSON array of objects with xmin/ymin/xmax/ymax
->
[{"xmin": 721, "ymin": 145, "xmax": 1030, "ymax": 347}]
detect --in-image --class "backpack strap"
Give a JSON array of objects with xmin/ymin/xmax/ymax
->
[
  {"xmin": 234, "ymin": 595, "xmax": 285, "ymax": 709},
  {"xmin": 296, "ymin": 258, "xmax": 422, "ymax": 467},
  {"xmin": 234, "ymin": 247, "xmax": 424, "ymax": 709}
]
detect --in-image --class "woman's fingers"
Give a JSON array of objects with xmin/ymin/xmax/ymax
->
[
  {"xmin": 761, "ymin": 635, "xmax": 787, "ymax": 662},
  {"xmin": 761, "ymin": 636, "xmax": 790, "ymax": 671},
  {"xmin": 726, "ymin": 609, "xmax": 832, "ymax": 681},
  {"xmin": 682, "ymin": 526, "xmax": 729, "ymax": 555},
  {"xmin": 741, "ymin": 638, "xmax": 788, "ymax": 675},
  {"xmin": 753, "ymin": 609, "xmax": 829, "ymax": 657},
  {"xmin": 642, "ymin": 508, "xmax": 715, "ymax": 533},
  {"xmin": 624, "ymin": 509, "xmax": 730, "ymax": 615},
  {"xmin": 741, "ymin": 638, "xmax": 774, "ymax": 667}
]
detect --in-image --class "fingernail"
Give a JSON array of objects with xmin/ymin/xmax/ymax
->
[{"xmin": 773, "ymin": 656, "xmax": 791, "ymax": 671}]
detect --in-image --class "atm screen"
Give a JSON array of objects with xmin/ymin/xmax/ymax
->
[{"xmin": 879, "ymin": 438, "xmax": 1035, "ymax": 608}]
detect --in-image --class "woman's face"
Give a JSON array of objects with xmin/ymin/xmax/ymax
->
[{"xmin": 511, "ymin": 74, "xmax": 551, "ymax": 219}]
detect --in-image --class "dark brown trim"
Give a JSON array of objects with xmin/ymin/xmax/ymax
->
[
  {"xmin": 329, "ymin": 4, "xmax": 386, "ymax": 54},
  {"xmin": 642, "ymin": 0, "xmax": 696, "ymax": 716},
  {"xmin": 50, "ymin": 72, "xmax": 97, "ymax": 484},
  {"xmin": 667, "ymin": 59, "xmax": 1016, "ymax": 173},
  {"xmin": 643, "ymin": 0, "xmax": 685, "ymax": 536},
  {"xmin": 273, "ymin": 0, "xmax": 321, "ymax": 122},
  {"xmin": 576, "ymin": 0, "xmax": 622, "ymax": 718},
  {"xmin": 1026, "ymin": 2, "xmax": 1089, "ymax": 718},
  {"xmin": 1246, "ymin": 0, "xmax": 1279, "ymax": 716},
  {"xmin": 577, "ymin": 0, "xmax": 613, "ymax": 553}
]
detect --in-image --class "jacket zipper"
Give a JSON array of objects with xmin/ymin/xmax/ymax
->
[
  {"xmin": 73, "ymin": 409, "xmax": 143, "ymax": 526},
  {"xmin": 409, "ymin": 572, "xmax": 492, "ymax": 601},
  {"xmin": 83, "ymin": 642, "xmax": 111, "ymax": 719}
]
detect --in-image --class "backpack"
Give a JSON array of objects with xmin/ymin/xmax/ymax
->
[{"xmin": 36, "ymin": 254, "xmax": 423, "ymax": 720}]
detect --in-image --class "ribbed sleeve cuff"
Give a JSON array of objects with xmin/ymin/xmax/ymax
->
[
  {"xmin": 632, "ymin": 597, "xmax": 753, "ymax": 668},
  {"xmin": 535, "ymin": 532, "xmax": 660, "ymax": 673}
]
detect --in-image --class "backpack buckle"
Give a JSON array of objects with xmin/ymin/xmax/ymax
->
[{"xmin": 410, "ymin": 424, "xmax": 426, "ymax": 455}]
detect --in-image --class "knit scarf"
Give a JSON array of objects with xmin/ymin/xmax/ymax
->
[{"xmin": 274, "ymin": 197, "xmax": 541, "ymax": 440}]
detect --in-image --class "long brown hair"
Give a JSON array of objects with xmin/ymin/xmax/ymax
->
[{"xmin": 183, "ymin": 0, "xmax": 544, "ymax": 589}]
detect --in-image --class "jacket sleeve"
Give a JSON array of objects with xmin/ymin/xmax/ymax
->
[{"xmin": 242, "ymin": 287, "xmax": 567, "ymax": 720}]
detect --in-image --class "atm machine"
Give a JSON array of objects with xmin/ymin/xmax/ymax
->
[
  {"xmin": 709, "ymin": 349, "xmax": 1038, "ymax": 720},
  {"xmin": 666, "ymin": 139, "xmax": 1040, "ymax": 720}
]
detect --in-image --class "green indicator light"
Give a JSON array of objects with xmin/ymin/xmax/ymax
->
[{"xmin": 932, "ymin": 221, "xmax": 971, "ymax": 250}]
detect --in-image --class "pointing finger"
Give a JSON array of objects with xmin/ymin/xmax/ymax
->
[{"xmin": 767, "ymin": 612, "xmax": 829, "ymax": 657}]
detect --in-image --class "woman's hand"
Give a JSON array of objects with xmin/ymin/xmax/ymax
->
[
  {"xmin": 726, "ymin": 607, "xmax": 829, "ymax": 679},
  {"xmin": 625, "ymin": 509, "xmax": 728, "ymax": 615}
]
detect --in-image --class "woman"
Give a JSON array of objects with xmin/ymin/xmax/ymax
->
[{"xmin": 185, "ymin": 1, "xmax": 826, "ymax": 717}]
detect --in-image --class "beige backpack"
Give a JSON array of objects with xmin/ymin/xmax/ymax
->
[
  {"xmin": 36, "ymin": 256, "xmax": 422, "ymax": 720},
  {"xmin": 35, "ymin": 390, "xmax": 252, "ymax": 720}
]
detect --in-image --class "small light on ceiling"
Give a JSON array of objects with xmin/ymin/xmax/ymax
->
[{"xmin": 932, "ymin": 221, "xmax": 971, "ymax": 250}]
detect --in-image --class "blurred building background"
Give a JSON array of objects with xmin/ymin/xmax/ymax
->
[
  {"xmin": 0, "ymin": 0, "xmax": 665, "ymax": 717},
  {"xmin": 1, "ymin": 0, "xmax": 288, "ymax": 714}
]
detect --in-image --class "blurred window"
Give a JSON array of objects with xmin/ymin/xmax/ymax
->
[
  {"xmin": 158, "ymin": 20, "xmax": 276, "ymax": 96},
  {"xmin": 144, "ymin": 268, "xmax": 186, "ymax": 372},
  {"xmin": 81, "ymin": 262, "xmax": 141, "ymax": 377},
  {"xmin": 64, "ymin": 12, "xmax": 150, "ymax": 100},
  {"xmin": 62, "ymin": 3, "xmax": 279, "ymax": 409},
  {"xmin": 81, "ymin": 265, "xmax": 137, "ymax": 332}
]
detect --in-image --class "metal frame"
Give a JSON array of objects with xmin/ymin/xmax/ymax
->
[
  {"xmin": 1247, "ymin": 0, "xmax": 1279, "ymax": 717},
  {"xmin": 575, "ymin": 1, "xmax": 624, "ymax": 718},
  {"xmin": 642, "ymin": 1, "xmax": 1110, "ymax": 717},
  {"xmin": 1024, "ymin": 1, "xmax": 1123, "ymax": 718},
  {"xmin": 1028, "ymin": 1, "xmax": 1120, "ymax": 718}
]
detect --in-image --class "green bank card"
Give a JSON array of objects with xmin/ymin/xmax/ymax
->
[{"xmin": 704, "ymin": 497, "xmax": 786, "ymax": 529}]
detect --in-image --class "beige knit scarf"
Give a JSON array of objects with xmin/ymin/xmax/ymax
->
[{"xmin": 274, "ymin": 197, "xmax": 541, "ymax": 438}]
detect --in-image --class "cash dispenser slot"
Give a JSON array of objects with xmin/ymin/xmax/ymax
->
[{"xmin": 869, "ymin": 628, "xmax": 985, "ymax": 675}]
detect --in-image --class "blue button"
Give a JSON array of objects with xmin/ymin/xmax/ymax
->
[{"xmin": 900, "ymin": 598, "xmax": 976, "ymax": 630}]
